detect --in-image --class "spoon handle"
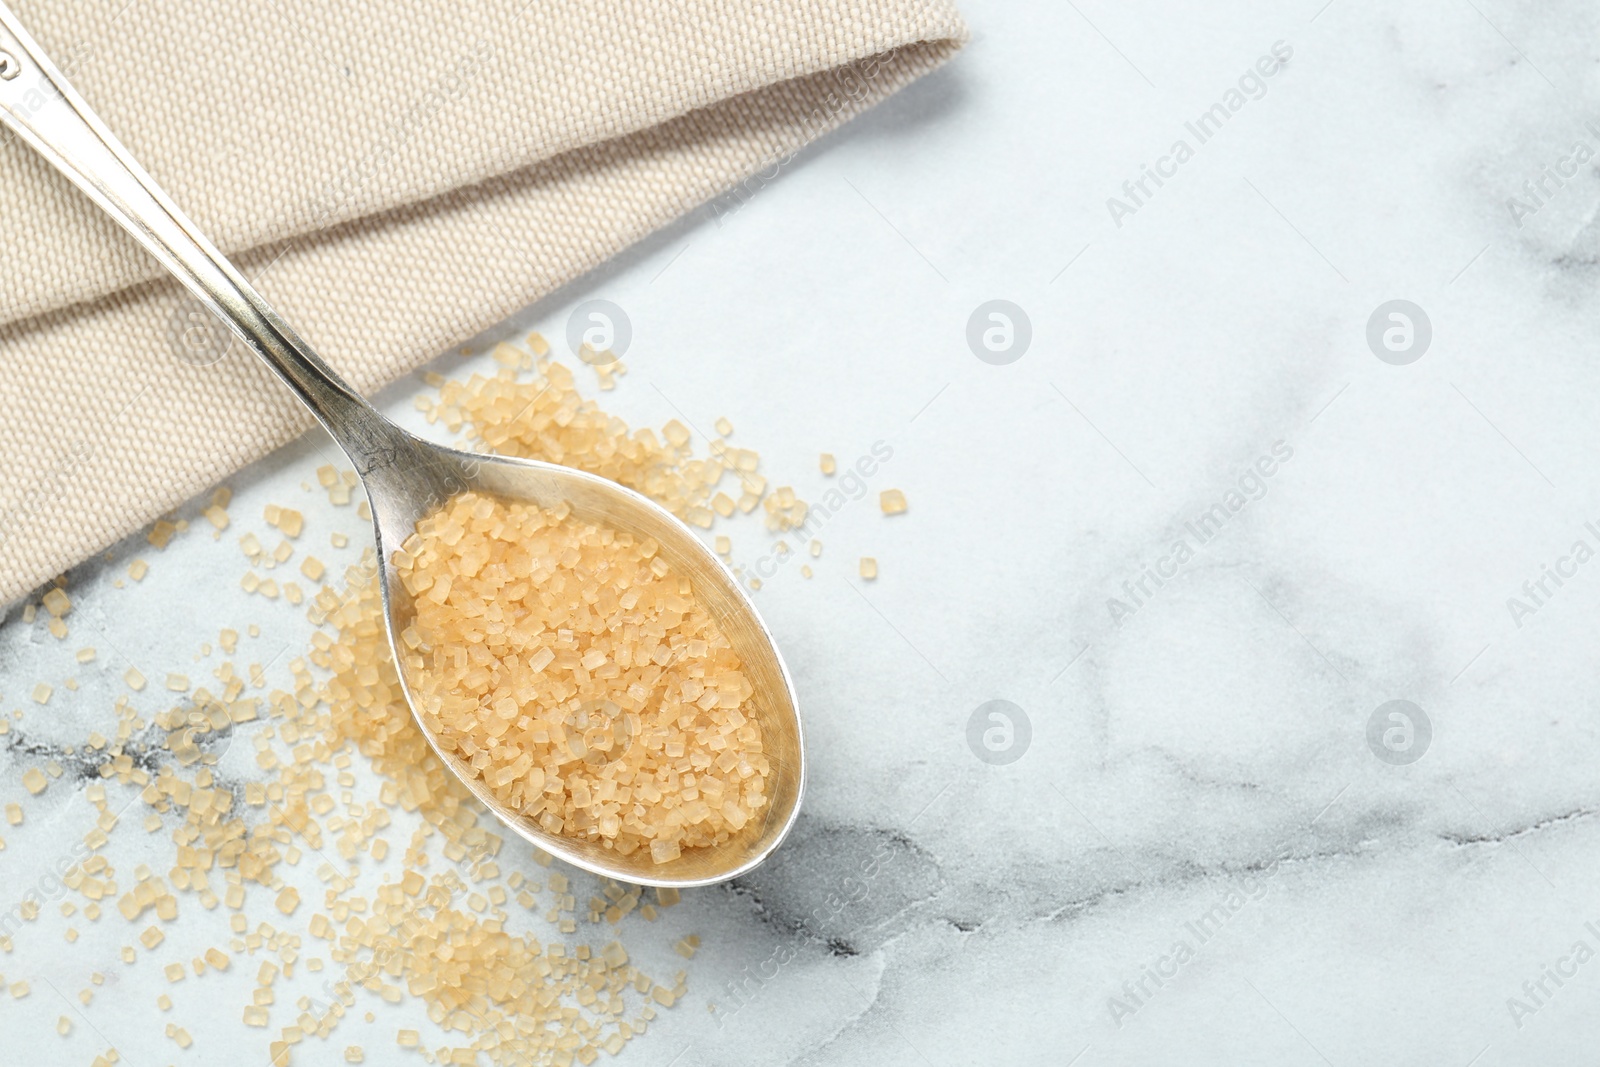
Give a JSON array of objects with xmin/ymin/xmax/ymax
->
[{"xmin": 0, "ymin": 6, "xmax": 413, "ymax": 478}]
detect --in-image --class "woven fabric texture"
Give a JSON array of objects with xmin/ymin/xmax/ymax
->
[{"xmin": 0, "ymin": 0, "xmax": 965, "ymax": 604}]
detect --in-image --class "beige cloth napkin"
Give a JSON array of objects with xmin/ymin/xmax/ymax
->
[{"xmin": 0, "ymin": 0, "xmax": 965, "ymax": 605}]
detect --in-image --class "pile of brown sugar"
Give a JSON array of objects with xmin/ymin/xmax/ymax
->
[{"xmin": 394, "ymin": 492, "xmax": 770, "ymax": 864}]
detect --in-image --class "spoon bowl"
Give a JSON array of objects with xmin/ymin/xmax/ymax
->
[
  {"xmin": 0, "ymin": 6, "xmax": 804, "ymax": 886},
  {"xmin": 368, "ymin": 436, "xmax": 805, "ymax": 886}
]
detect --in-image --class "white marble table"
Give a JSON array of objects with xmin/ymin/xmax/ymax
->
[{"xmin": 8, "ymin": 0, "xmax": 1600, "ymax": 1063}]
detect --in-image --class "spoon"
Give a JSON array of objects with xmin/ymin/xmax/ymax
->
[{"xmin": 0, "ymin": 7, "xmax": 803, "ymax": 887}]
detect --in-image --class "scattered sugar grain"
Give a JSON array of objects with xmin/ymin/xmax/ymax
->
[
  {"xmin": 275, "ymin": 887, "xmax": 300, "ymax": 915},
  {"xmin": 267, "ymin": 506, "xmax": 305, "ymax": 538},
  {"xmin": 42, "ymin": 588, "xmax": 71, "ymax": 617}
]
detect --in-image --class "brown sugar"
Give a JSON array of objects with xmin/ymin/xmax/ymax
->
[{"xmin": 394, "ymin": 491, "xmax": 770, "ymax": 863}]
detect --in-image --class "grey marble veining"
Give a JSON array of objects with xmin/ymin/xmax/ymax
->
[{"xmin": 8, "ymin": 0, "xmax": 1600, "ymax": 1063}]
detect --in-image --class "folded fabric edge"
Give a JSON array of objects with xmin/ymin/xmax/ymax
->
[
  {"xmin": 0, "ymin": 36, "xmax": 964, "ymax": 609},
  {"xmin": 0, "ymin": 15, "xmax": 969, "ymax": 328}
]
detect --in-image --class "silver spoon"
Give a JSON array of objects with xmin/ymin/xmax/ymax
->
[{"xmin": 0, "ymin": 7, "xmax": 803, "ymax": 887}]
